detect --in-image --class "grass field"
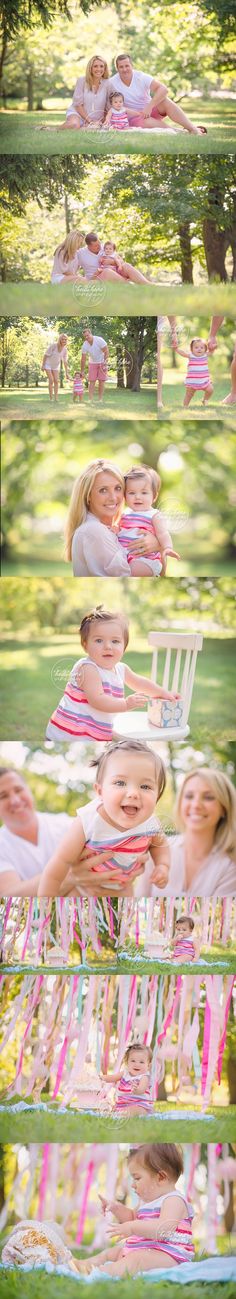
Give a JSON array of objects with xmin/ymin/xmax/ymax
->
[
  {"xmin": 0, "ymin": 1101, "xmax": 234, "ymax": 1144},
  {"xmin": 0, "ymin": 97, "xmax": 235, "ymax": 155},
  {"xmin": 0, "ymin": 385, "xmax": 158, "ymax": 421},
  {"xmin": 0, "ymin": 284, "xmax": 235, "ymax": 319},
  {"xmin": 158, "ymin": 376, "xmax": 233, "ymax": 413},
  {"xmin": 0, "ymin": 638, "xmax": 235, "ymax": 744},
  {"xmin": 0, "ymin": 381, "xmax": 232, "ymax": 421},
  {"xmin": 2, "ymin": 950, "xmax": 235, "ymax": 976},
  {"xmin": 0, "ymin": 1272, "xmax": 235, "ymax": 1299}
]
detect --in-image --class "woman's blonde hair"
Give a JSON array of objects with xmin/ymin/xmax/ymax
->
[
  {"xmin": 85, "ymin": 55, "xmax": 109, "ymax": 89},
  {"xmin": 175, "ymin": 766, "xmax": 236, "ymax": 858},
  {"xmin": 65, "ymin": 459, "xmax": 125, "ymax": 561},
  {"xmin": 58, "ymin": 333, "xmax": 68, "ymax": 347},
  {"xmin": 54, "ymin": 230, "xmax": 85, "ymax": 266}
]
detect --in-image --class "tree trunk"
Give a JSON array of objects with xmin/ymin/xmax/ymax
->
[
  {"xmin": 27, "ymin": 67, "xmax": 34, "ymax": 112},
  {"xmin": 202, "ymin": 218, "xmax": 228, "ymax": 281},
  {"xmin": 64, "ymin": 192, "xmax": 71, "ymax": 234},
  {"xmin": 0, "ymin": 255, "xmax": 6, "ymax": 282},
  {"xmin": 125, "ymin": 319, "xmax": 145, "ymax": 390},
  {"xmin": 0, "ymin": 31, "xmax": 8, "ymax": 89},
  {"xmin": 25, "ymin": 363, "xmax": 29, "ymax": 388},
  {"xmin": 178, "ymin": 222, "xmax": 193, "ymax": 283},
  {"xmin": 116, "ymin": 344, "xmax": 125, "ymax": 388}
]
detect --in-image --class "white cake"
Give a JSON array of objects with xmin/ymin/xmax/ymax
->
[{"xmin": 144, "ymin": 930, "xmax": 166, "ymax": 957}]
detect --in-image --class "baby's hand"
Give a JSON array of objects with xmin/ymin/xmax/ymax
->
[
  {"xmin": 126, "ymin": 694, "xmax": 147, "ymax": 710},
  {"xmin": 163, "ymin": 690, "xmax": 181, "ymax": 702},
  {"xmin": 151, "ymin": 863, "xmax": 169, "ymax": 887}
]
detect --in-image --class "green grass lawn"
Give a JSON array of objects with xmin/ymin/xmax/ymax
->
[
  {"xmin": 0, "ymin": 1275, "xmax": 235, "ymax": 1299},
  {"xmin": 0, "ymin": 384, "xmax": 158, "ymax": 421},
  {"xmin": 0, "ymin": 1101, "xmax": 234, "ymax": 1144},
  {"xmin": 0, "ymin": 97, "xmax": 235, "ymax": 155},
  {"xmin": 0, "ymin": 380, "xmax": 232, "ymax": 421},
  {"xmin": 0, "ymin": 637, "xmax": 235, "ymax": 745},
  {"xmin": 0, "ymin": 284, "xmax": 235, "ymax": 319},
  {"xmin": 158, "ymin": 374, "xmax": 233, "ymax": 415},
  {"xmin": 1, "ymin": 949, "xmax": 235, "ymax": 976}
]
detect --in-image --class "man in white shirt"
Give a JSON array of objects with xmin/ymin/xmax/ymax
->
[
  {"xmin": 0, "ymin": 768, "xmax": 129, "ymax": 897},
  {"xmin": 81, "ymin": 328, "xmax": 109, "ymax": 399},
  {"xmin": 109, "ymin": 55, "xmax": 206, "ymax": 135}
]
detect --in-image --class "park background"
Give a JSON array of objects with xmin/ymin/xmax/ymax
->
[
  {"xmin": 0, "ymin": 315, "xmax": 235, "ymax": 416},
  {"xmin": 0, "ymin": 0, "xmax": 235, "ymax": 154},
  {"xmin": 0, "ymin": 576, "xmax": 235, "ymax": 743},
  {"xmin": 2, "ymin": 414, "xmax": 236, "ymax": 577},
  {"xmin": 0, "ymin": 154, "xmax": 235, "ymax": 287}
]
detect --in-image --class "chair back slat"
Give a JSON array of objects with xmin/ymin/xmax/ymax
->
[
  {"xmin": 163, "ymin": 647, "xmax": 171, "ymax": 690},
  {"xmin": 147, "ymin": 632, "xmax": 203, "ymax": 730}
]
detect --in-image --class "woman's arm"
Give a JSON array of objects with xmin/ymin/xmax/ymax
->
[
  {"xmin": 37, "ymin": 818, "xmax": 86, "ymax": 897},
  {"xmin": 41, "ymin": 353, "xmax": 47, "ymax": 370},
  {"xmin": 78, "ymin": 663, "xmax": 147, "ymax": 713},
  {"xmin": 124, "ymin": 665, "xmax": 180, "ymax": 701}
]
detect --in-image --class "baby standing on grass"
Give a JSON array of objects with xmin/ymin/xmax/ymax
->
[
  {"xmin": 73, "ymin": 371, "xmax": 84, "ymax": 402},
  {"xmin": 173, "ymin": 337, "xmax": 213, "ymax": 406},
  {"xmin": 78, "ymin": 1142, "xmax": 194, "ymax": 1277},
  {"xmin": 118, "ymin": 466, "xmax": 180, "ymax": 575},
  {"xmin": 46, "ymin": 606, "xmax": 180, "ymax": 744},
  {"xmin": 101, "ymin": 1042, "xmax": 154, "ymax": 1114},
  {"xmin": 38, "ymin": 739, "xmax": 170, "ymax": 898}
]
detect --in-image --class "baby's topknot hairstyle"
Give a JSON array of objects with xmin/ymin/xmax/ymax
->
[
  {"xmin": 79, "ymin": 606, "xmax": 129, "ymax": 650},
  {"xmin": 93, "ymin": 739, "xmax": 166, "ymax": 795},
  {"xmin": 124, "ymin": 465, "xmax": 161, "ymax": 502}
]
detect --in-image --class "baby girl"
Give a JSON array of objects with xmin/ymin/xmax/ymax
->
[
  {"xmin": 101, "ymin": 1042, "xmax": 154, "ymax": 1114},
  {"xmin": 38, "ymin": 739, "xmax": 170, "ymax": 898},
  {"xmin": 118, "ymin": 466, "xmax": 180, "ymax": 575}
]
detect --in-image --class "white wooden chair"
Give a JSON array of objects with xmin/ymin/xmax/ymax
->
[{"xmin": 114, "ymin": 632, "xmax": 203, "ymax": 742}]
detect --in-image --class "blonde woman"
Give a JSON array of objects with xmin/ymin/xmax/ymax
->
[
  {"xmin": 51, "ymin": 230, "xmax": 85, "ymax": 283},
  {"xmin": 137, "ymin": 767, "xmax": 236, "ymax": 898},
  {"xmin": 59, "ymin": 55, "xmax": 110, "ymax": 130},
  {"xmin": 65, "ymin": 459, "xmax": 162, "ymax": 577},
  {"xmin": 41, "ymin": 333, "xmax": 69, "ymax": 400}
]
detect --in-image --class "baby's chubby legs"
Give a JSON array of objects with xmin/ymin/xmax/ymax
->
[
  {"xmin": 202, "ymin": 382, "xmax": 213, "ymax": 404},
  {"xmin": 77, "ymin": 1244, "xmax": 122, "ymax": 1273},
  {"xmin": 183, "ymin": 386, "xmax": 195, "ymax": 407},
  {"xmin": 99, "ymin": 1247, "xmax": 176, "ymax": 1275}
]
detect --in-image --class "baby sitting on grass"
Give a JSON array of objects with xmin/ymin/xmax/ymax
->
[{"xmin": 78, "ymin": 1142, "xmax": 194, "ymax": 1277}]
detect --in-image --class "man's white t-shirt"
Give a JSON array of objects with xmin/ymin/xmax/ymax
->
[
  {"xmin": 77, "ymin": 246, "xmax": 104, "ymax": 280},
  {"xmin": 82, "ymin": 335, "xmax": 107, "ymax": 363},
  {"xmin": 108, "ymin": 70, "xmax": 153, "ymax": 111},
  {"xmin": 0, "ymin": 811, "xmax": 71, "ymax": 881}
]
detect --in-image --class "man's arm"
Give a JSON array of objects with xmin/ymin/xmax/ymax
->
[
  {"xmin": 0, "ymin": 868, "xmax": 42, "ymax": 896},
  {"xmin": 208, "ymin": 316, "xmax": 224, "ymax": 350},
  {"xmin": 80, "ymin": 348, "xmax": 87, "ymax": 377},
  {"xmin": 102, "ymin": 344, "xmax": 109, "ymax": 359}
]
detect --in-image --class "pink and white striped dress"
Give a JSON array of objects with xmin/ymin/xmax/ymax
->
[
  {"xmin": 73, "ymin": 373, "xmax": 84, "ymax": 396},
  {"xmin": 118, "ymin": 510, "xmax": 162, "ymax": 575},
  {"xmin": 110, "ymin": 108, "xmax": 129, "ymax": 129},
  {"xmin": 123, "ymin": 1191, "xmax": 194, "ymax": 1262},
  {"xmin": 78, "ymin": 801, "xmax": 159, "ymax": 881},
  {"xmin": 46, "ymin": 657, "xmax": 125, "ymax": 742},
  {"xmin": 173, "ymin": 936, "xmax": 195, "ymax": 961},
  {"xmin": 115, "ymin": 1070, "xmax": 153, "ymax": 1112},
  {"xmin": 185, "ymin": 353, "xmax": 210, "ymax": 390}
]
